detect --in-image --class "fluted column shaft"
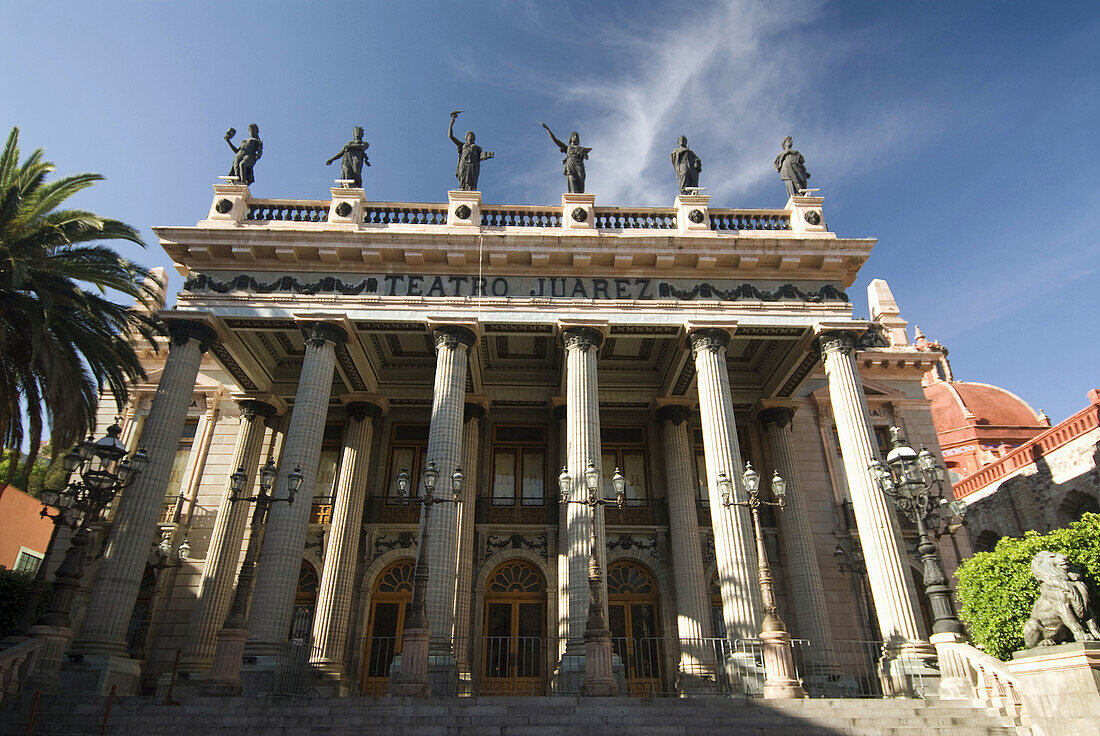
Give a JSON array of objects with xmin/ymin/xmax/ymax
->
[
  {"xmin": 690, "ymin": 329, "xmax": 761, "ymax": 641},
  {"xmin": 819, "ymin": 331, "xmax": 924, "ymax": 646},
  {"xmin": 554, "ymin": 405, "xmax": 570, "ymax": 649},
  {"xmin": 658, "ymin": 407, "xmax": 713, "ymax": 642},
  {"xmin": 424, "ymin": 327, "xmax": 475, "ymax": 647},
  {"xmin": 453, "ymin": 402, "xmax": 485, "ymax": 673},
  {"xmin": 247, "ymin": 322, "xmax": 347, "ymax": 652},
  {"xmin": 759, "ymin": 407, "xmax": 836, "ymax": 669},
  {"xmin": 180, "ymin": 400, "xmax": 275, "ymax": 670},
  {"xmin": 311, "ymin": 399, "xmax": 384, "ymax": 672},
  {"xmin": 75, "ymin": 319, "xmax": 217, "ymax": 656},
  {"xmin": 563, "ymin": 327, "xmax": 604, "ymax": 646}
]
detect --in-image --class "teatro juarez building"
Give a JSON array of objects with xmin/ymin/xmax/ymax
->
[{"xmin": 62, "ymin": 175, "xmax": 954, "ymax": 698}]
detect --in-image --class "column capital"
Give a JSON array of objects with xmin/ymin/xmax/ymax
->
[
  {"xmin": 433, "ymin": 324, "xmax": 478, "ymax": 351},
  {"xmin": 342, "ymin": 393, "xmax": 388, "ymax": 422},
  {"xmin": 561, "ymin": 326, "xmax": 605, "ymax": 351},
  {"xmin": 654, "ymin": 402, "xmax": 692, "ymax": 425},
  {"xmin": 813, "ymin": 322, "xmax": 871, "ymax": 357},
  {"xmin": 162, "ymin": 313, "xmax": 220, "ymax": 353},
  {"xmin": 237, "ymin": 398, "xmax": 278, "ymax": 422},
  {"xmin": 549, "ymin": 396, "xmax": 567, "ymax": 421},
  {"xmin": 298, "ymin": 320, "xmax": 348, "ymax": 349},
  {"xmin": 688, "ymin": 327, "xmax": 730, "ymax": 355},
  {"xmin": 464, "ymin": 399, "xmax": 488, "ymax": 423},
  {"xmin": 758, "ymin": 406, "xmax": 796, "ymax": 430},
  {"xmin": 232, "ymin": 392, "xmax": 286, "ymax": 416}
]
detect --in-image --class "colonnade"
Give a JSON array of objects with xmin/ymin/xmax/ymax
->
[{"xmin": 69, "ymin": 317, "xmax": 928, "ymax": 694}]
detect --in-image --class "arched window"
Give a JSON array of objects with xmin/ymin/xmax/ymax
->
[
  {"xmin": 1059, "ymin": 490, "xmax": 1099, "ymax": 523},
  {"xmin": 973, "ymin": 530, "xmax": 1001, "ymax": 554},
  {"xmin": 607, "ymin": 561, "xmax": 664, "ymax": 695},
  {"xmin": 482, "ymin": 561, "xmax": 545, "ymax": 695},
  {"xmin": 361, "ymin": 560, "xmax": 415, "ymax": 695}
]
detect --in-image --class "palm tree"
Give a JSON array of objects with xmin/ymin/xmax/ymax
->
[{"xmin": 0, "ymin": 126, "xmax": 158, "ymax": 486}]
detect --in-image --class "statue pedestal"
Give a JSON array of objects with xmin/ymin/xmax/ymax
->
[
  {"xmin": 329, "ymin": 187, "xmax": 366, "ymax": 224},
  {"xmin": 785, "ymin": 194, "xmax": 828, "ymax": 235},
  {"xmin": 675, "ymin": 194, "xmax": 710, "ymax": 232},
  {"xmin": 447, "ymin": 190, "xmax": 481, "ymax": 227},
  {"xmin": 561, "ymin": 193, "xmax": 595, "ymax": 231},
  {"xmin": 1009, "ymin": 642, "xmax": 1100, "ymax": 736},
  {"xmin": 206, "ymin": 183, "xmax": 251, "ymax": 224}
]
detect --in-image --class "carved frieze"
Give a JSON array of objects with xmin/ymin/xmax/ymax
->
[{"xmin": 484, "ymin": 533, "xmax": 548, "ymax": 559}]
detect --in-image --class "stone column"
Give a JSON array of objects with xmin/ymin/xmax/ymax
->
[
  {"xmin": 423, "ymin": 326, "xmax": 476, "ymax": 664},
  {"xmin": 310, "ymin": 396, "xmax": 386, "ymax": 685},
  {"xmin": 452, "ymin": 400, "xmax": 485, "ymax": 683},
  {"xmin": 656, "ymin": 403, "xmax": 716, "ymax": 690},
  {"xmin": 690, "ymin": 327, "xmax": 761, "ymax": 641},
  {"xmin": 562, "ymin": 326, "xmax": 605, "ymax": 653},
  {"xmin": 552, "ymin": 402, "xmax": 570, "ymax": 654},
  {"xmin": 180, "ymin": 398, "xmax": 276, "ymax": 673},
  {"xmin": 817, "ymin": 330, "xmax": 927, "ymax": 658},
  {"xmin": 247, "ymin": 321, "xmax": 347, "ymax": 653},
  {"xmin": 74, "ymin": 318, "xmax": 218, "ymax": 665},
  {"xmin": 758, "ymin": 406, "xmax": 838, "ymax": 678}
]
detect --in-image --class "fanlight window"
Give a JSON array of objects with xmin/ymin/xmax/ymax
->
[
  {"xmin": 487, "ymin": 561, "xmax": 544, "ymax": 593},
  {"xmin": 607, "ymin": 562, "xmax": 655, "ymax": 596},
  {"xmin": 297, "ymin": 561, "xmax": 319, "ymax": 594},
  {"xmin": 376, "ymin": 561, "xmax": 415, "ymax": 592}
]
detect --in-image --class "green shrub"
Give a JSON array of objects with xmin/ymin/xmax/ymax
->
[
  {"xmin": 0, "ymin": 568, "xmax": 35, "ymax": 636},
  {"xmin": 956, "ymin": 513, "xmax": 1100, "ymax": 660}
]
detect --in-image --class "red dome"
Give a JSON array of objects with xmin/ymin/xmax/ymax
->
[{"xmin": 925, "ymin": 381, "xmax": 1044, "ymax": 431}]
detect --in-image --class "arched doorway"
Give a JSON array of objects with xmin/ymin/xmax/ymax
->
[
  {"xmin": 481, "ymin": 560, "xmax": 545, "ymax": 695},
  {"xmin": 288, "ymin": 560, "xmax": 318, "ymax": 642},
  {"xmin": 608, "ymin": 560, "xmax": 664, "ymax": 695},
  {"xmin": 361, "ymin": 560, "xmax": 414, "ymax": 695}
]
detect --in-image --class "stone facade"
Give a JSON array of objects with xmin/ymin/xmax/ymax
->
[{"xmin": 52, "ymin": 187, "xmax": 957, "ymax": 696}]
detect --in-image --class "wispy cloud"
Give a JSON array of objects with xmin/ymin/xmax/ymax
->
[{"xmin": 481, "ymin": 0, "xmax": 941, "ymax": 205}]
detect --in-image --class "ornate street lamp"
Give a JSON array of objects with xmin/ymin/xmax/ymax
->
[
  {"xmin": 868, "ymin": 427, "xmax": 966, "ymax": 637},
  {"xmin": 26, "ymin": 422, "xmax": 147, "ymax": 689},
  {"xmin": 559, "ymin": 461, "xmax": 624, "ymax": 696},
  {"xmin": 719, "ymin": 463, "xmax": 805, "ymax": 699},
  {"xmin": 204, "ymin": 458, "xmax": 303, "ymax": 695},
  {"xmin": 391, "ymin": 461, "xmax": 463, "ymax": 696}
]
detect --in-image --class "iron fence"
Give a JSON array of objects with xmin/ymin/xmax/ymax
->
[
  {"xmin": 273, "ymin": 640, "xmax": 323, "ymax": 696},
  {"xmin": 352, "ymin": 635, "xmax": 919, "ymax": 699}
]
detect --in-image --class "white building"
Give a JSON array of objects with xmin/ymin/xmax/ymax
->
[{"xmin": 64, "ymin": 184, "xmax": 951, "ymax": 698}]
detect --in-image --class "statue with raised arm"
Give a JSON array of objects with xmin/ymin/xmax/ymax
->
[
  {"xmin": 541, "ymin": 122, "xmax": 591, "ymax": 193},
  {"xmin": 225, "ymin": 124, "xmax": 263, "ymax": 186},
  {"xmin": 670, "ymin": 135, "xmax": 702, "ymax": 195},
  {"xmin": 448, "ymin": 111, "xmax": 494, "ymax": 191},
  {"xmin": 774, "ymin": 136, "xmax": 810, "ymax": 198},
  {"xmin": 325, "ymin": 126, "xmax": 370, "ymax": 188}
]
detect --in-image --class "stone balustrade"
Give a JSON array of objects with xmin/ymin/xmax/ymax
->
[{"xmin": 0, "ymin": 638, "xmax": 44, "ymax": 706}]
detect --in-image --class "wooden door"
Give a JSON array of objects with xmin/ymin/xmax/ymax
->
[
  {"xmin": 361, "ymin": 560, "xmax": 414, "ymax": 695},
  {"xmin": 608, "ymin": 561, "xmax": 665, "ymax": 696},
  {"xmin": 481, "ymin": 561, "xmax": 545, "ymax": 695}
]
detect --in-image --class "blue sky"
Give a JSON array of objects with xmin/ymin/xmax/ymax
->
[{"xmin": 3, "ymin": 1, "xmax": 1098, "ymax": 423}]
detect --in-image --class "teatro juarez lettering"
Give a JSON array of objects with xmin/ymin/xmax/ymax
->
[{"xmin": 184, "ymin": 272, "xmax": 849, "ymax": 303}]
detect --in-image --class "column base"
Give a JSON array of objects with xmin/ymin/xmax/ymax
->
[
  {"xmin": 390, "ymin": 627, "xmax": 430, "ymax": 697},
  {"xmin": 760, "ymin": 630, "xmax": 806, "ymax": 700},
  {"xmin": 309, "ymin": 658, "xmax": 349, "ymax": 696},
  {"xmin": 203, "ymin": 627, "xmax": 248, "ymax": 696},
  {"xmin": 24, "ymin": 625, "xmax": 72, "ymax": 693},
  {"xmin": 880, "ymin": 641, "xmax": 939, "ymax": 698},
  {"xmin": 60, "ymin": 652, "xmax": 142, "ymax": 696}
]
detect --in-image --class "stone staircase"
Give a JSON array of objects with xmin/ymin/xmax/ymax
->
[{"xmin": 2, "ymin": 695, "xmax": 1027, "ymax": 736}]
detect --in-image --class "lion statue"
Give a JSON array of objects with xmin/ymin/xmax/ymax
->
[{"xmin": 1022, "ymin": 551, "xmax": 1100, "ymax": 648}]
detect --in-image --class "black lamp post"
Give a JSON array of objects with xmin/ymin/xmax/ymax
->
[
  {"xmin": 35, "ymin": 423, "xmax": 148, "ymax": 631},
  {"xmin": 559, "ymin": 460, "xmax": 624, "ymax": 696},
  {"xmin": 391, "ymin": 461, "xmax": 463, "ymax": 696},
  {"xmin": 718, "ymin": 462, "xmax": 805, "ymax": 698},
  {"xmin": 204, "ymin": 458, "xmax": 303, "ymax": 695},
  {"xmin": 25, "ymin": 423, "xmax": 147, "ymax": 689},
  {"xmin": 868, "ymin": 427, "xmax": 965, "ymax": 637}
]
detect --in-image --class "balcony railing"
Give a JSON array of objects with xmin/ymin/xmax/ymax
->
[{"xmin": 246, "ymin": 200, "xmax": 330, "ymax": 222}]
